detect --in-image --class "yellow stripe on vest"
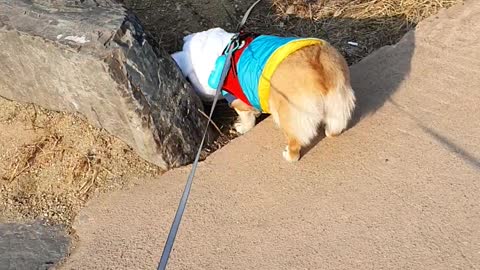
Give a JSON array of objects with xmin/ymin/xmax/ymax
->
[{"xmin": 257, "ymin": 38, "xmax": 324, "ymax": 113}]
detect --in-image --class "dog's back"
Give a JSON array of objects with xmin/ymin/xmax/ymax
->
[{"xmin": 269, "ymin": 42, "xmax": 355, "ymax": 161}]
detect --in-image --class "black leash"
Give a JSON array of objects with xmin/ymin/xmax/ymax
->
[{"xmin": 156, "ymin": 1, "xmax": 262, "ymax": 269}]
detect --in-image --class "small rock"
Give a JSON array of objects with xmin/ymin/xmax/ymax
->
[{"xmin": 0, "ymin": 222, "xmax": 70, "ymax": 269}]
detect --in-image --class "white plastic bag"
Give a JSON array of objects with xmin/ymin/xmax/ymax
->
[{"xmin": 171, "ymin": 28, "xmax": 234, "ymax": 102}]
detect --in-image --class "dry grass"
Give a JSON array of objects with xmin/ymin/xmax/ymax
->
[
  {"xmin": 0, "ymin": 99, "xmax": 163, "ymax": 229},
  {"xmin": 242, "ymin": 0, "xmax": 462, "ymax": 63},
  {"xmin": 273, "ymin": 0, "xmax": 459, "ymax": 23},
  {"xmin": 5, "ymin": 133, "xmax": 62, "ymax": 182}
]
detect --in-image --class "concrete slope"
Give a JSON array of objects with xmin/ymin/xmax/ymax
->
[{"xmin": 61, "ymin": 1, "xmax": 480, "ymax": 269}]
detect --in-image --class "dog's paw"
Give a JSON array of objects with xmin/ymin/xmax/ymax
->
[
  {"xmin": 282, "ymin": 147, "xmax": 300, "ymax": 162},
  {"xmin": 325, "ymin": 129, "xmax": 341, "ymax": 138},
  {"xmin": 234, "ymin": 121, "xmax": 253, "ymax": 134}
]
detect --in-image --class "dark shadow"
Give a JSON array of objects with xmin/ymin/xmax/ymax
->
[
  {"xmin": 421, "ymin": 127, "xmax": 480, "ymax": 170},
  {"xmin": 347, "ymin": 30, "xmax": 415, "ymax": 127},
  {"xmin": 388, "ymin": 100, "xmax": 480, "ymax": 171},
  {"xmin": 121, "ymin": 0, "xmax": 416, "ymax": 158}
]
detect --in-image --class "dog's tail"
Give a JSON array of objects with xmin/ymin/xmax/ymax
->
[
  {"xmin": 269, "ymin": 43, "xmax": 355, "ymax": 146},
  {"xmin": 317, "ymin": 44, "xmax": 356, "ymax": 138}
]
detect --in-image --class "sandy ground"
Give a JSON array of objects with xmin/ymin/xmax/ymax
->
[
  {"xmin": 60, "ymin": 1, "xmax": 480, "ymax": 269},
  {"xmin": 0, "ymin": 99, "xmax": 162, "ymax": 229}
]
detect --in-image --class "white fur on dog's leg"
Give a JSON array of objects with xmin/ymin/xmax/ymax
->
[
  {"xmin": 282, "ymin": 146, "xmax": 300, "ymax": 162},
  {"xmin": 324, "ymin": 118, "xmax": 345, "ymax": 138},
  {"xmin": 234, "ymin": 110, "xmax": 256, "ymax": 134},
  {"xmin": 234, "ymin": 121, "xmax": 252, "ymax": 134},
  {"xmin": 325, "ymin": 129, "xmax": 340, "ymax": 138}
]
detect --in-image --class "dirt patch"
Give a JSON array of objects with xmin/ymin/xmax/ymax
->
[
  {"xmin": 0, "ymin": 0, "xmax": 460, "ymax": 231},
  {"xmin": 0, "ymin": 98, "xmax": 162, "ymax": 230}
]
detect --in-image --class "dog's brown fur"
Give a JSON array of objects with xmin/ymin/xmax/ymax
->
[{"xmin": 231, "ymin": 42, "xmax": 355, "ymax": 162}]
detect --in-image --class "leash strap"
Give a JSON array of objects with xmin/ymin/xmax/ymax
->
[
  {"xmin": 157, "ymin": 38, "xmax": 235, "ymax": 270},
  {"xmin": 157, "ymin": 1, "xmax": 262, "ymax": 269},
  {"xmin": 237, "ymin": 0, "xmax": 262, "ymax": 31}
]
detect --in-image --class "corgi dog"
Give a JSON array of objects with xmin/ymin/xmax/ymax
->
[{"xmin": 172, "ymin": 28, "xmax": 355, "ymax": 162}]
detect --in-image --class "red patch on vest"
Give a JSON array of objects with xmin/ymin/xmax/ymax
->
[{"xmin": 221, "ymin": 36, "xmax": 255, "ymax": 107}]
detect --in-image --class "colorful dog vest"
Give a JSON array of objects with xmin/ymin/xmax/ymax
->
[{"xmin": 219, "ymin": 35, "xmax": 324, "ymax": 113}]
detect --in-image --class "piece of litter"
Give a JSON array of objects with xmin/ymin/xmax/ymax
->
[
  {"xmin": 64, "ymin": 35, "xmax": 90, "ymax": 44},
  {"xmin": 348, "ymin": 41, "xmax": 359, "ymax": 47}
]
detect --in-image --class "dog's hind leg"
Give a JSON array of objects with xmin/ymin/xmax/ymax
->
[
  {"xmin": 283, "ymin": 133, "xmax": 301, "ymax": 162},
  {"xmin": 269, "ymin": 91, "xmax": 317, "ymax": 162}
]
